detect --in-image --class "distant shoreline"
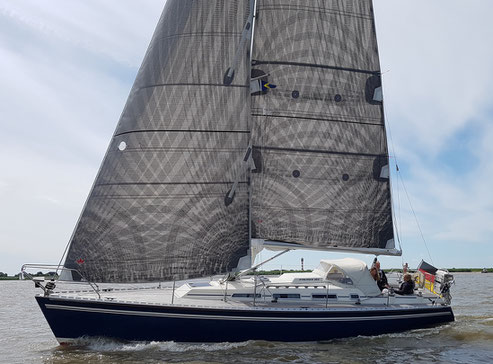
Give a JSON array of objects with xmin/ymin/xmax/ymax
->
[
  {"xmin": 0, "ymin": 268, "xmax": 491, "ymax": 281},
  {"xmin": 444, "ymin": 268, "xmax": 492, "ymax": 273}
]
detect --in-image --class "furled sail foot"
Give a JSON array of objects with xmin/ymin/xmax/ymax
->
[
  {"xmin": 257, "ymin": 239, "xmax": 401, "ymax": 257},
  {"xmin": 230, "ymin": 238, "xmax": 266, "ymax": 274}
]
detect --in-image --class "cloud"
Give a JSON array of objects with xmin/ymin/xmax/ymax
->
[
  {"xmin": 0, "ymin": 1, "xmax": 164, "ymax": 65},
  {"xmin": 0, "ymin": 0, "xmax": 166, "ymax": 274},
  {"xmin": 369, "ymin": 0, "xmax": 493, "ymax": 268},
  {"xmin": 1, "ymin": 0, "xmax": 492, "ymax": 274},
  {"xmin": 375, "ymin": 1, "xmax": 493, "ymax": 154}
]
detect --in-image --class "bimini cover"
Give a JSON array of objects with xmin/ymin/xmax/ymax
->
[{"xmin": 313, "ymin": 258, "xmax": 380, "ymax": 296}]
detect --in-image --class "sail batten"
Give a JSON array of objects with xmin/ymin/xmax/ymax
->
[
  {"xmin": 259, "ymin": 240, "xmax": 401, "ymax": 257},
  {"xmin": 252, "ymin": 60, "xmax": 379, "ymax": 75},
  {"xmin": 255, "ymin": 146, "xmax": 387, "ymax": 158}
]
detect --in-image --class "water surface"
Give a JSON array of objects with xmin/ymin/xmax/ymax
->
[{"xmin": 1, "ymin": 273, "xmax": 492, "ymax": 363}]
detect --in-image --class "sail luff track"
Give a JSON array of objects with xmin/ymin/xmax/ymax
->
[{"xmin": 247, "ymin": 0, "xmax": 258, "ymax": 266}]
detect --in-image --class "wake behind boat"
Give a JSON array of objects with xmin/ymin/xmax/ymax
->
[{"xmin": 23, "ymin": 0, "xmax": 454, "ymax": 343}]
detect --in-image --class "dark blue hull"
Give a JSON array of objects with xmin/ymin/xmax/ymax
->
[{"xmin": 36, "ymin": 296, "xmax": 454, "ymax": 343}]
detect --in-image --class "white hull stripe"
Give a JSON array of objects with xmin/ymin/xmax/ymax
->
[{"xmin": 45, "ymin": 304, "xmax": 451, "ymax": 322}]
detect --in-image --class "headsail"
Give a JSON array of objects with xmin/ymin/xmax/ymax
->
[
  {"xmin": 63, "ymin": 0, "xmax": 253, "ymax": 283},
  {"xmin": 250, "ymin": 0, "xmax": 398, "ymax": 254}
]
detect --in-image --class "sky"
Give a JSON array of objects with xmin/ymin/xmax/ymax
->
[{"xmin": 1, "ymin": 0, "xmax": 493, "ymax": 275}]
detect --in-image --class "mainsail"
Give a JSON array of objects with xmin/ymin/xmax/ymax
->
[
  {"xmin": 63, "ymin": 0, "xmax": 398, "ymax": 284},
  {"xmin": 250, "ymin": 0, "xmax": 397, "ymax": 254},
  {"xmin": 64, "ymin": 0, "xmax": 252, "ymax": 282}
]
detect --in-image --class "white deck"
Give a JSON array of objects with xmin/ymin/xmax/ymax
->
[{"xmin": 43, "ymin": 275, "xmax": 441, "ymax": 312}]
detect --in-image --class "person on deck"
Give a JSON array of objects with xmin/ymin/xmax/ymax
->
[
  {"xmin": 394, "ymin": 273, "xmax": 415, "ymax": 295},
  {"xmin": 374, "ymin": 261, "xmax": 389, "ymax": 291},
  {"xmin": 370, "ymin": 267, "xmax": 379, "ymax": 282}
]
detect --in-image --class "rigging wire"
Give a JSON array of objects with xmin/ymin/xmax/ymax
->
[
  {"xmin": 380, "ymin": 73, "xmax": 404, "ymax": 265},
  {"xmin": 395, "ymin": 163, "xmax": 403, "ymax": 259},
  {"xmin": 380, "ymin": 74, "xmax": 435, "ymax": 266},
  {"xmin": 398, "ymin": 173, "xmax": 434, "ymax": 266}
]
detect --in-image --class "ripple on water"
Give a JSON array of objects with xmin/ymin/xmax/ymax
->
[{"xmin": 4, "ymin": 273, "xmax": 493, "ymax": 364}]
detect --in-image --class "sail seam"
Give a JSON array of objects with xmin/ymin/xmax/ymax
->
[
  {"xmin": 139, "ymin": 83, "xmax": 249, "ymax": 91},
  {"xmin": 251, "ymin": 114, "xmax": 383, "ymax": 127},
  {"xmin": 95, "ymin": 182, "xmax": 249, "ymax": 187},
  {"xmin": 256, "ymin": 146, "xmax": 386, "ymax": 158},
  {"xmin": 115, "ymin": 129, "xmax": 251, "ymax": 137},
  {"xmin": 254, "ymin": 206, "xmax": 391, "ymax": 212},
  {"xmin": 155, "ymin": 31, "xmax": 243, "ymax": 40},
  {"xmin": 257, "ymin": 5, "xmax": 372, "ymax": 21},
  {"xmin": 252, "ymin": 60, "xmax": 379, "ymax": 75}
]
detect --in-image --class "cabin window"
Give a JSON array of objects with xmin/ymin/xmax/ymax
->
[
  {"xmin": 232, "ymin": 293, "xmax": 261, "ymax": 298},
  {"xmin": 326, "ymin": 273, "xmax": 353, "ymax": 285},
  {"xmin": 273, "ymin": 293, "xmax": 300, "ymax": 299},
  {"xmin": 350, "ymin": 294, "xmax": 359, "ymax": 299},
  {"xmin": 312, "ymin": 294, "xmax": 337, "ymax": 299}
]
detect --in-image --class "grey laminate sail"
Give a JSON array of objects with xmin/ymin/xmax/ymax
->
[
  {"xmin": 63, "ymin": 0, "xmax": 398, "ymax": 284},
  {"xmin": 63, "ymin": 0, "xmax": 252, "ymax": 282},
  {"xmin": 250, "ymin": 0, "xmax": 397, "ymax": 253}
]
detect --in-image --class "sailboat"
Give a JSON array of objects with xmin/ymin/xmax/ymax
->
[{"xmin": 23, "ymin": 0, "xmax": 454, "ymax": 343}]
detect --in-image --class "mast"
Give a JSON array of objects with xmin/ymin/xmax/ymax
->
[{"xmin": 248, "ymin": 0, "xmax": 258, "ymax": 265}]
